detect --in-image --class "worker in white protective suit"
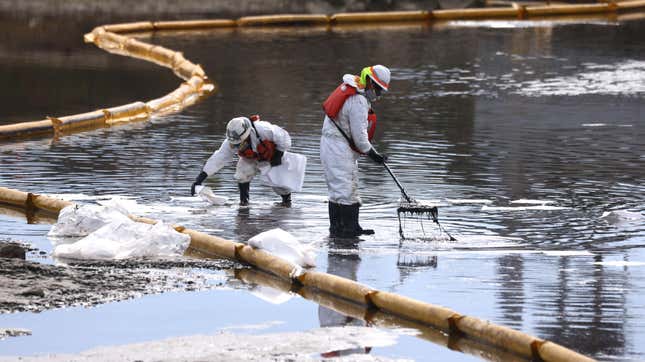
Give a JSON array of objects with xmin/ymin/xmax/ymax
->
[
  {"xmin": 191, "ymin": 115, "xmax": 293, "ymax": 207},
  {"xmin": 320, "ymin": 65, "xmax": 390, "ymax": 238}
]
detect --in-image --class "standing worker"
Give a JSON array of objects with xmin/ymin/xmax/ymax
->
[
  {"xmin": 191, "ymin": 115, "xmax": 293, "ymax": 207},
  {"xmin": 320, "ymin": 65, "xmax": 390, "ymax": 238}
]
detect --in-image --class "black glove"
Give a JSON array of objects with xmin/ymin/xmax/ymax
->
[
  {"xmin": 191, "ymin": 171, "xmax": 208, "ymax": 196},
  {"xmin": 270, "ymin": 149, "xmax": 284, "ymax": 167},
  {"xmin": 367, "ymin": 148, "xmax": 387, "ymax": 164}
]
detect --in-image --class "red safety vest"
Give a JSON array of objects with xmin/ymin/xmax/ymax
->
[
  {"xmin": 237, "ymin": 115, "xmax": 277, "ymax": 161},
  {"xmin": 322, "ymin": 83, "xmax": 377, "ymax": 148}
]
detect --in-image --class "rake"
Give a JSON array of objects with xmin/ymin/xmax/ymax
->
[{"xmin": 383, "ymin": 162, "xmax": 456, "ymax": 241}]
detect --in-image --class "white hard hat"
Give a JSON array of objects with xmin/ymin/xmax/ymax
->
[
  {"xmin": 226, "ymin": 117, "xmax": 252, "ymax": 145},
  {"xmin": 369, "ymin": 65, "xmax": 390, "ymax": 92}
]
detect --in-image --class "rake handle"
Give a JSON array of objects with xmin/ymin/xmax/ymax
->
[{"xmin": 383, "ymin": 162, "xmax": 413, "ymax": 203}]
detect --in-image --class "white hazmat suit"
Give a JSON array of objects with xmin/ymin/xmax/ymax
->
[
  {"xmin": 203, "ymin": 120, "xmax": 291, "ymax": 186},
  {"xmin": 191, "ymin": 118, "xmax": 293, "ymax": 206},
  {"xmin": 320, "ymin": 74, "xmax": 373, "ymax": 205},
  {"xmin": 320, "ymin": 65, "xmax": 390, "ymax": 238}
]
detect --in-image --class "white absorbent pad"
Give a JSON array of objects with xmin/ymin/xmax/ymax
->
[
  {"xmin": 48, "ymin": 202, "xmax": 132, "ymax": 237},
  {"xmin": 259, "ymin": 152, "xmax": 307, "ymax": 193},
  {"xmin": 247, "ymin": 228, "xmax": 316, "ymax": 268},
  {"xmin": 195, "ymin": 185, "xmax": 228, "ymax": 205},
  {"xmin": 53, "ymin": 218, "xmax": 190, "ymax": 260}
]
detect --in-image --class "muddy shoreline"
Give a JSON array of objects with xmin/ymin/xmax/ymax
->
[{"xmin": 0, "ymin": 241, "xmax": 241, "ymax": 315}]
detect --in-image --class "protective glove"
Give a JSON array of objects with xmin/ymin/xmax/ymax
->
[
  {"xmin": 367, "ymin": 148, "xmax": 387, "ymax": 164},
  {"xmin": 270, "ymin": 150, "xmax": 284, "ymax": 167},
  {"xmin": 191, "ymin": 171, "xmax": 208, "ymax": 196}
]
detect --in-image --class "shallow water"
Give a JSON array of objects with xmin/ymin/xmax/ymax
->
[{"xmin": 1, "ymin": 15, "xmax": 645, "ymax": 361}]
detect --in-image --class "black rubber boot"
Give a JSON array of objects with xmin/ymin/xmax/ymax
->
[
  {"xmin": 279, "ymin": 193, "xmax": 292, "ymax": 207},
  {"xmin": 238, "ymin": 182, "xmax": 250, "ymax": 206},
  {"xmin": 351, "ymin": 203, "xmax": 374, "ymax": 235},
  {"xmin": 336, "ymin": 203, "xmax": 361, "ymax": 238},
  {"xmin": 328, "ymin": 202, "xmax": 342, "ymax": 237}
]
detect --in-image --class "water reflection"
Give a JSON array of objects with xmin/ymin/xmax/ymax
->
[
  {"xmin": 397, "ymin": 249, "xmax": 438, "ymax": 287},
  {"xmin": 318, "ymin": 237, "xmax": 372, "ymax": 358},
  {"xmin": 531, "ymin": 254, "xmax": 629, "ymax": 357},
  {"xmin": 232, "ymin": 204, "xmax": 305, "ymax": 242},
  {"xmin": 496, "ymin": 255, "xmax": 525, "ymax": 330},
  {"xmin": 319, "ymin": 238, "xmax": 363, "ymax": 329}
]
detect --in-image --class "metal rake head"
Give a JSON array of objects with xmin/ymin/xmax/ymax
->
[
  {"xmin": 396, "ymin": 199, "xmax": 456, "ymax": 241},
  {"xmin": 397, "ymin": 199, "xmax": 439, "ymax": 223}
]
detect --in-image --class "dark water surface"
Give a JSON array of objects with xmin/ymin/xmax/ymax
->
[{"xmin": 1, "ymin": 15, "xmax": 645, "ymax": 361}]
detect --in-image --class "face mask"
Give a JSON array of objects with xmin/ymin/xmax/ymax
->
[
  {"xmin": 238, "ymin": 137, "xmax": 250, "ymax": 151},
  {"xmin": 365, "ymin": 88, "xmax": 378, "ymax": 102},
  {"xmin": 229, "ymin": 137, "xmax": 249, "ymax": 151}
]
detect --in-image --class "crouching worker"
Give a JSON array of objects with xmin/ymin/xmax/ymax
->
[
  {"xmin": 191, "ymin": 115, "xmax": 293, "ymax": 207},
  {"xmin": 320, "ymin": 65, "xmax": 391, "ymax": 238}
]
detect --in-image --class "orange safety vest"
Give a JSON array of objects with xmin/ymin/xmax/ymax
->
[
  {"xmin": 322, "ymin": 83, "xmax": 377, "ymax": 152},
  {"xmin": 237, "ymin": 115, "xmax": 277, "ymax": 161}
]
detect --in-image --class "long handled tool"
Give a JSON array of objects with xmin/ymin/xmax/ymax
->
[
  {"xmin": 384, "ymin": 162, "xmax": 413, "ymax": 204},
  {"xmin": 383, "ymin": 162, "xmax": 456, "ymax": 241}
]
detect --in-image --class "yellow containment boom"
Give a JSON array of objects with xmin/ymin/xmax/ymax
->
[{"xmin": 237, "ymin": 14, "xmax": 330, "ymax": 26}]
